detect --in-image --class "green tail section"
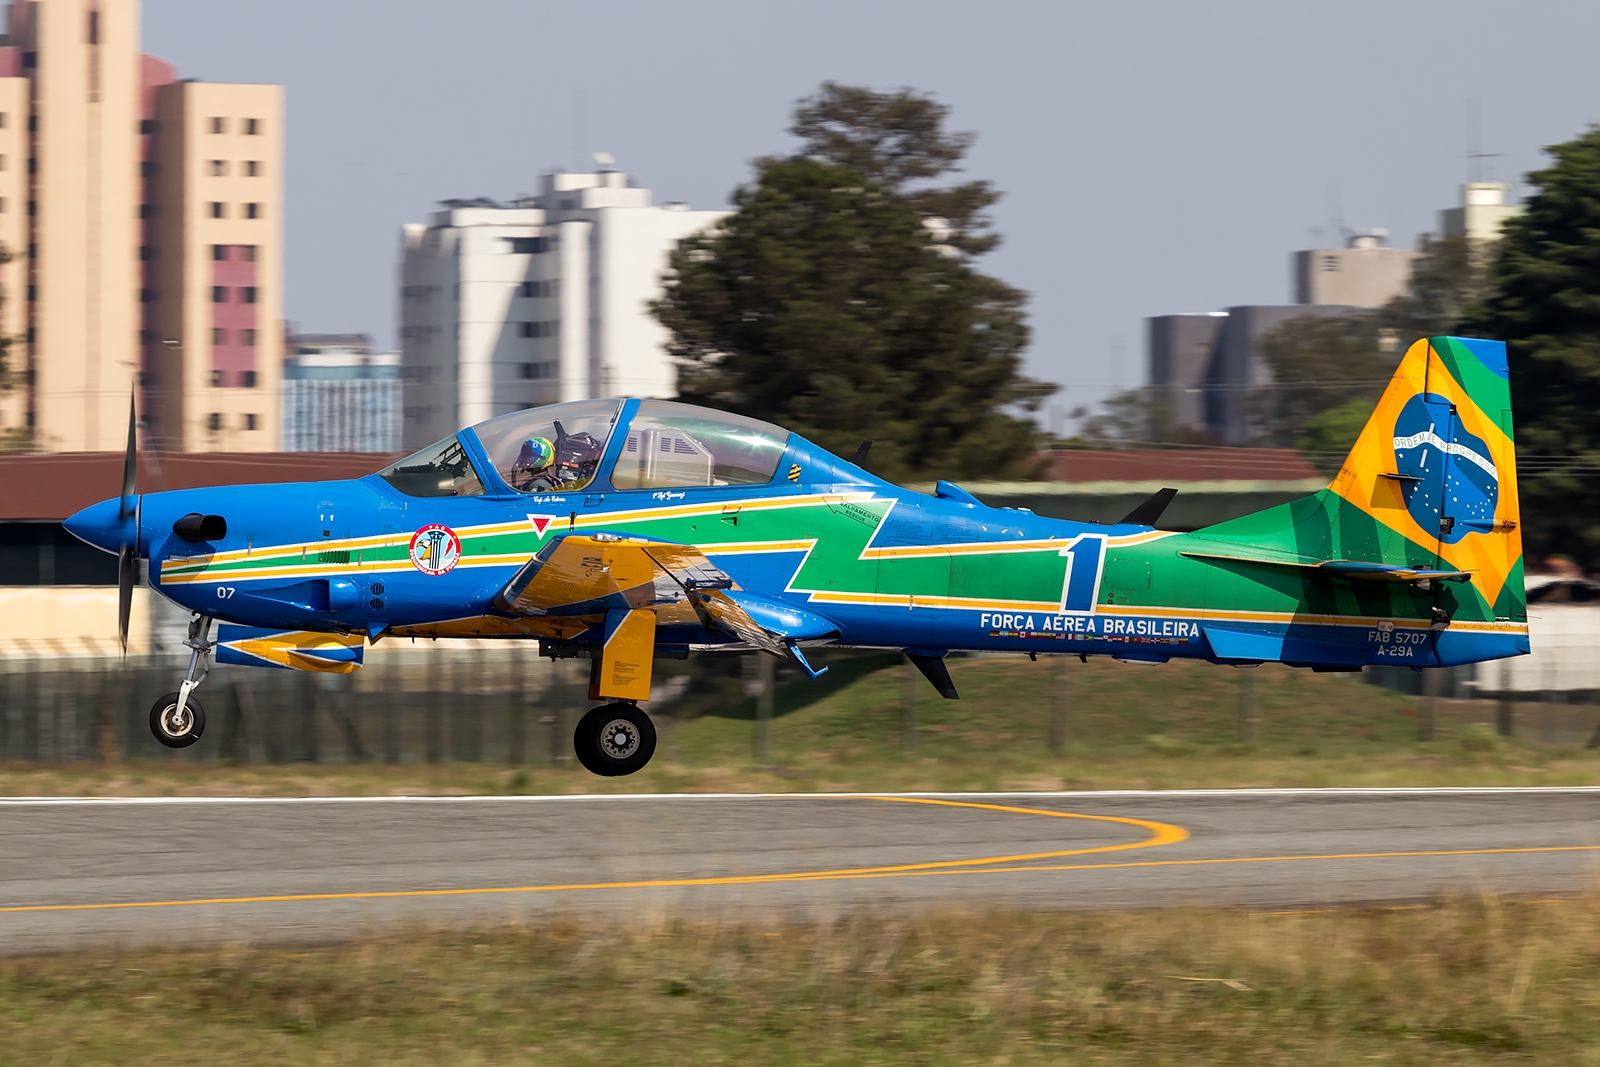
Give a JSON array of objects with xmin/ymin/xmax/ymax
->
[{"xmin": 1192, "ymin": 336, "xmax": 1523, "ymax": 627}]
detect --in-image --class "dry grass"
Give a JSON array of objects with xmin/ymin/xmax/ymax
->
[
  {"xmin": 5, "ymin": 895, "xmax": 1600, "ymax": 1064},
  {"xmin": 4, "ymin": 656, "xmax": 1598, "ymax": 797}
]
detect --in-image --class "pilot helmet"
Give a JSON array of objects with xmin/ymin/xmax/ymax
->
[{"xmin": 512, "ymin": 436, "xmax": 556, "ymax": 473}]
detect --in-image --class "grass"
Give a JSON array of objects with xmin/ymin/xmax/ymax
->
[
  {"xmin": 6, "ymin": 895, "xmax": 1600, "ymax": 1064},
  {"xmin": 4, "ymin": 654, "xmax": 1599, "ymax": 796}
]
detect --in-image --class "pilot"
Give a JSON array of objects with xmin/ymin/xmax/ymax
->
[
  {"xmin": 547, "ymin": 424, "xmax": 604, "ymax": 490},
  {"xmin": 509, "ymin": 436, "xmax": 556, "ymax": 490}
]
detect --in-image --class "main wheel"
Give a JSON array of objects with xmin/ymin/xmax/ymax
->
[
  {"xmin": 149, "ymin": 692, "xmax": 206, "ymax": 749},
  {"xmin": 574, "ymin": 703, "xmax": 656, "ymax": 777}
]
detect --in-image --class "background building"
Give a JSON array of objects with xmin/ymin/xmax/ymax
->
[
  {"xmin": 1148, "ymin": 304, "xmax": 1353, "ymax": 444},
  {"xmin": 282, "ymin": 332, "xmax": 400, "ymax": 453},
  {"xmin": 0, "ymin": 0, "xmax": 282, "ymax": 454},
  {"xmin": 1441, "ymin": 181, "xmax": 1521, "ymax": 243},
  {"xmin": 145, "ymin": 77, "xmax": 284, "ymax": 452},
  {"xmin": 1292, "ymin": 228, "xmax": 1417, "ymax": 307},
  {"xmin": 399, "ymin": 163, "xmax": 726, "ymax": 448}
]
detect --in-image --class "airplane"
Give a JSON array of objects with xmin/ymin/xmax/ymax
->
[{"xmin": 65, "ymin": 335, "xmax": 1527, "ymax": 776}]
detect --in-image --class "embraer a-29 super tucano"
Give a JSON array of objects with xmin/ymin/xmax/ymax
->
[{"xmin": 66, "ymin": 336, "xmax": 1528, "ymax": 775}]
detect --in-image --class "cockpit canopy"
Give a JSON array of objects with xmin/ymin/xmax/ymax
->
[{"xmin": 379, "ymin": 399, "xmax": 793, "ymax": 498}]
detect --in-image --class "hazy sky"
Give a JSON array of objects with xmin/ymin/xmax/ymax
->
[{"xmin": 141, "ymin": 0, "xmax": 1600, "ymax": 424}]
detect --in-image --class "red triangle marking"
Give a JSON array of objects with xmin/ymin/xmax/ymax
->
[{"xmin": 527, "ymin": 514, "xmax": 556, "ymax": 536}]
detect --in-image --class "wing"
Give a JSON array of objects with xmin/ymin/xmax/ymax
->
[{"xmin": 493, "ymin": 533, "xmax": 839, "ymax": 653}]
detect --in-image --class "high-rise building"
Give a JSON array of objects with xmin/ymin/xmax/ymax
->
[
  {"xmin": 282, "ymin": 332, "xmax": 400, "ymax": 453},
  {"xmin": 398, "ymin": 164, "xmax": 726, "ymax": 448},
  {"xmin": 1292, "ymin": 229, "xmax": 1418, "ymax": 308},
  {"xmin": 0, "ymin": 0, "xmax": 283, "ymax": 453},
  {"xmin": 145, "ymin": 79, "xmax": 284, "ymax": 451}
]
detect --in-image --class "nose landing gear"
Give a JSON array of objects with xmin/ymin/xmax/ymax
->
[
  {"xmin": 574, "ymin": 703, "xmax": 656, "ymax": 777},
  {"xmin": 149, "ymin": 615, "xmax": 214, "ymax": 749}
]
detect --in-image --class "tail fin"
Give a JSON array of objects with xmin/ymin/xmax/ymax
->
[{"xmin": 1328, "ymin": 335, "xmax": 1523, "ymax": 622}]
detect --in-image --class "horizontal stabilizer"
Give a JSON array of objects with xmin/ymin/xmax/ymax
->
[
  {"xmin": 1181, "ymin": 551, "xmax": 1470, "ymax": 583},
  {"xmin": 1202, "ymin": 625, "xmax": 1371, "ymax": 667},
  {"xmin": 216, "ymin": 624, "xmax": 365, "ymax": 673}
]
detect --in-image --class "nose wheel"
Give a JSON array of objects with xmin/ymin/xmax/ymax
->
[
  {"xmin": 150, "ymin": 615, "xmax": 214, "ymax": 749},
  {"xmin": 149, "ymin": 691, "xmax": 207, "ymax": 748},
  {"xmin": 574, "ymin": 703, "xmax": 657, "ymax": 776}
]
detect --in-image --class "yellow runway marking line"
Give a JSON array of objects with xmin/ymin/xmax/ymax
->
[
  {"xmin": 0, "ymin": 795, "xmax": 1184, "ymax": 915},
  {"xmin": 9, "ymin": 800, "xmax": 1591, "ymax": 917},
  {"xmin": 872, "ymin": 843, "xmax": 1600, "ymax": 882}
]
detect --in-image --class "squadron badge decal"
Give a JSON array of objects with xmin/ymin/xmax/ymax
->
[{"xmin": 409, "ymin": 523, "xmax": 461, "ymax": 576}]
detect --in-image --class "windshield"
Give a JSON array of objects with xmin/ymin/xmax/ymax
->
[
  {"xmin": 471, "ymin": 400, "xmax": 623, "ymax": 494},
  {"xmin": 378, "ymin": 435, "xmax": 486, "ymax": 497},
  {"xmin": 610, "ymin": 400, "xmax": 789, "ymax": 489}
]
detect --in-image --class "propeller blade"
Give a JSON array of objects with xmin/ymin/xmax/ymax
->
[
  {"xmin": 119, "ymin": 391, "xmax": 137, "ymax": 519},
  {"xmin": 117, "ymin": 544, "xmax": 135, "ymax": 656}
]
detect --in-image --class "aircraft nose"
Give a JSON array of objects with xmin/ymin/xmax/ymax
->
[{"xmin": 63, "ymin": 497, "xmax": 133, "ymax": 556}]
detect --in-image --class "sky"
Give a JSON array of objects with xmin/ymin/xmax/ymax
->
[{"xmin": 141, "ymin": 0, "xmax": 1600, "ymax": 427}]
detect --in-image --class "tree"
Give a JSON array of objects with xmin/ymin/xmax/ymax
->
[
  {"xmin": 1248, "ymin": 313, "xmax": 1394, "ymax": 464},
  {"xmin": 790, "ymin": 82, "xmax": 1000, "ymax": 256},
  {"xmin": 1465, "ymin": 125, "xmax": 1600, "ymax": 567},
  {"xmin": 1383, "ymin": 234, "xmax": 1489, "ymax": 344},
  {"xmin": 656, "ymin": 87, "xmax": 1051, "ymax": 483}
]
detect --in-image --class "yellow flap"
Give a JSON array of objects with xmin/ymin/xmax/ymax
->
[
  {"xmin": 595, "ymin": 609, "xmax": 655, "ymax": 701},
  {"xmin": 497, "ymin": 534, "xmax": 732, "ymax": 628}
]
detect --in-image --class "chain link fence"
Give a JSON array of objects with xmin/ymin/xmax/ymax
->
[{"xmin": 0, "ymin": 647, "xmax": 607, "ymax": 765}]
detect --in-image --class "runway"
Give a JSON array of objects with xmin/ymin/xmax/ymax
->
[{"xmin": 3, "ymin": 789, "xmax": 1599, "ymax": 953}]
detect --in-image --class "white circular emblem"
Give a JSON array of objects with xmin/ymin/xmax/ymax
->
[{"xmin": 408, "ymin": 524, "xmax": 461, "ymax": 576}]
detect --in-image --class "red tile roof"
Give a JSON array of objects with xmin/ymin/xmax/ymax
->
[
  {"xmin": 1037, "ymin": 448, "xmax": 1322, "ymax": 484},
  {"xmin": 0, "ymin": 452, "xmax": 403, "ymax": 521}
]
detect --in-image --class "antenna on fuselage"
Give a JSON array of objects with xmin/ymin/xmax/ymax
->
[{"xmin": 849, "ymin": 440, "xmax": 873, "ymax": 467}]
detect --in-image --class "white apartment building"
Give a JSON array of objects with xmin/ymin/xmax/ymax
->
[{"xmin": 398, "ymin": 164, "xmax": 727, "ymax": 448}]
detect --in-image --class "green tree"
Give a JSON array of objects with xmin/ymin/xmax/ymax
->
[
  {"xmin": 1249, "ymin": 313, "xmax": 1393, "ymax": 464},
  {"xmin": 1250, "ymin": 236, "xmax": 1492, "ymax": 461},
  {"xmin": 790, "ymin": 81, "xmax": 1000, "ymax": 256},
  {"xmin": 656, "ymin": 87, "xmax": 1051, "ymax": 482},
  {"xmin": 1465, "ymin": 125, "xmax": 1600, "ymax": 567},
  {"xmin": 1383, "ymin": 234, "xmax": 1489, "ymax": 343}
]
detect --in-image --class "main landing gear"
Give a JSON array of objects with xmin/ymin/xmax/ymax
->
[
  {"xmin": 150, "ymin": 616, "xmax": 214, "ymax": 749},
  {"xmin": 574, "ymin": 703, "xmax": 657, "ymax": 777}
]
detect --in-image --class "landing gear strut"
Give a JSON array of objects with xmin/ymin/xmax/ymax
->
[
  {"xmin": 150, "ymin": 616, "xmax": 214, "ymax": 749},
  {"xmin": 574, "ymin": 703, "xmax": 656, "ymax": 777}
]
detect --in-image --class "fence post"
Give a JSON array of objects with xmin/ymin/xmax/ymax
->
[
  {"xmin": 1419, "ymin": 669, "xmax": 1437, "ymax": 742},
  {"xmin": 902, "ymin": 653, "xmax": 918, "ymax": 752},
  {"xmin": 754, "ymin": 653, "xmax": 774, "ymax": 763},
  {"xmin": 1495, "ymin": 658, "xmax": 1515, "ymax": 738},
  {"xmin": 1050, "ymin": 655, "xmax": 1069, "ymax": 754},
  {"xmin": 425, "ymin": 647, "xmax": 443, "ymax": 764},
  {"xmin": 1238, "ymin": 669, "xmax": 1256, "ymax": 743},
  {"xmin": 508, "ymin": 645, "xmax": 526, "ymax": 766},
  {"xmin": 1540, "ymin": 688, "xmax": 1559, "ymax": 744}
]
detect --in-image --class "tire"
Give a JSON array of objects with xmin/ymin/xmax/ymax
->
[
  {"xmin": 149, "ymin": 692, "xmax": 206, "ymax": 749},
  {"xmin": 574, "ymin": 703, "xmax": 656, "ymax": 777}
]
